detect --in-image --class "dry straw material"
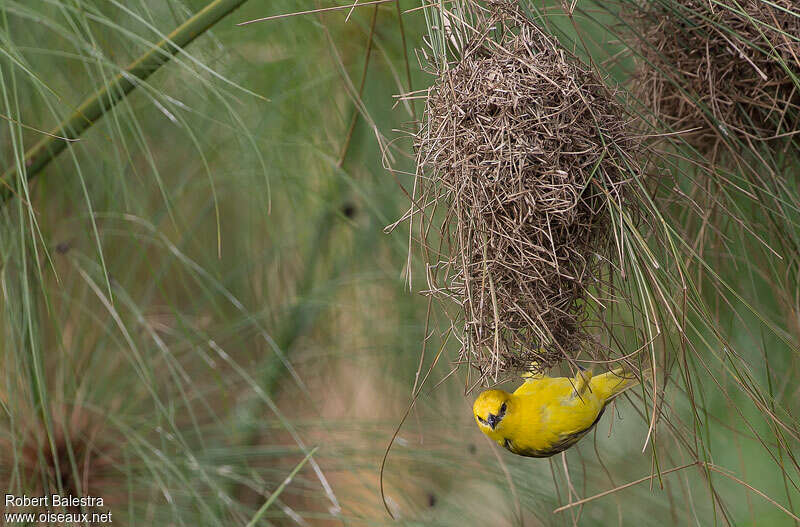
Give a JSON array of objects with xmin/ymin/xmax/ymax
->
[
  {"xmin": 632, "ymin": 0, "xmax": 800, "ymax": 151},
  {"xmin": 411, "ymin": 4, "xmax": 643, "ymax": 378}
]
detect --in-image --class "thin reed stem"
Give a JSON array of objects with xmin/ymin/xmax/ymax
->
[{"xmin": 0, "ymin": 0, "xmax": 251, "ymax": 202}]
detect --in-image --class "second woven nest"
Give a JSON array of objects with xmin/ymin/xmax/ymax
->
[
  {"xmin": 415, "ymin": 5, "xmax": 642, "ymax": 377},
  {"xmin": 632, "ymin": 0, "xmax": 800, "ymax": 150}
]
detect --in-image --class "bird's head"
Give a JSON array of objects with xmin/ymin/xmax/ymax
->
[{"xmin": 473, "ymin": 389, "xmax": 511, "ymax": 437}]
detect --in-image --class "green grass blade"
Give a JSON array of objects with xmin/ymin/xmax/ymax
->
[{"xmin": 246, "ymin": 447, "xmax": 319, "ymax": 527}]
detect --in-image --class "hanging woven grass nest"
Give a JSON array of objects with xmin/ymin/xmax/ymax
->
[
  {"xmin": 412, "ymin": 3, "xmax": 642, "ymax": 378},
  {"xmin": 631, "ymin": 0, "xmax": 800, "ymax": 151}
]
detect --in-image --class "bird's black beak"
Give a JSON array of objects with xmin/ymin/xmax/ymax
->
[
  {"xmin": 487, "ymin": 401, "xmax": 507, "ymax": 429},
  {"xmin": 487, "ymin": 413, "xmax": 500, "ymax": 429}
]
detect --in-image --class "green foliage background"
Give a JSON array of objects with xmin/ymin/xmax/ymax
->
[{"xmin": 0, "ymin": 0, "xmax": 798, "ymax": 525}]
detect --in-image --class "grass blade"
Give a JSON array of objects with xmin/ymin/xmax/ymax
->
[{"xmin": 246, "ymin": 446, "xmax": 319, "ymax": 527}]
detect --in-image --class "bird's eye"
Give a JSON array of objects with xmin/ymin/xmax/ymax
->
[{"xmin": 499, "ymin": 402, "xmax": 507, "ymax": 415}]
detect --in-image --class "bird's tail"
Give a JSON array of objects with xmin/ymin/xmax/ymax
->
[{"xmin": 590, "ymin": 366, "xmax": 641, "ymax": 402}]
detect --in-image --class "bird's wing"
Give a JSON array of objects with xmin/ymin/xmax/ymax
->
[{"xmin": 513, "ymin": 375, "xmax": 578, "ymax": 398}]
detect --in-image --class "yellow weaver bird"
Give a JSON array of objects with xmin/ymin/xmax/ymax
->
[{"xmin": 472, "ymin": 365, "xmax": 638, "ymax": 457}]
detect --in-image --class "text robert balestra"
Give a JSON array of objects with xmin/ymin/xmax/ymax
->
[{"xmin": 5, "ymin": 494, "xmax": 105, "ymax": 507}]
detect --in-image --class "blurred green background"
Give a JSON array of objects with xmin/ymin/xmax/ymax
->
[{"xmin": 1, "ymin": 0, "xmax": 798, "ymax": 525}]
